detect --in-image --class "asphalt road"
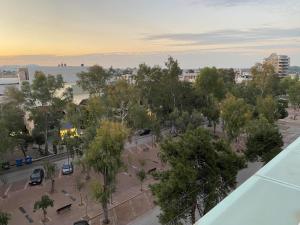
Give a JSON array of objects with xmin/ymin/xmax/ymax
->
[{"xmin": 0, "ymin": 134, "xmax": 154, "ymax": 185}]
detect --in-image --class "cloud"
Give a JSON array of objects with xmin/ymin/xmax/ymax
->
[
  {"xmin": 187, "ymin": 0, "xmax": 277, "ymax": 7},
  {"xmin": 144, "ymin": 27, "xmax": 300, "ymax": 46}
]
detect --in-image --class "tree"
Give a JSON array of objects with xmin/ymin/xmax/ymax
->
[
  {"xmin": 136, "ymin": 159, "xmax": 147, "ymax": 191},
  {"xmin": 135, "ymin": 57, "xmax": 182, "ymax": 121},
  {"xmin": 0, "ymin": 102, "xmax": 26, "ymax": 157},
  {"xmin": 202, "ymin": 95, "xmax": 220, "ymax": 133},
  {"xmin": 245, "ymin": 116, "xmax": 283, "ymax": 164},
  {"xmin": 77, "ymin": 65, "xmax": 111, "ymax": 96},
  {"xmin": 256, "ymin": 95, "xmax": 278, "ymax": 123},
  {"xmin": 251, "ymin": 63, "xmax": 280, "ymax": 97},
  {"xmin": 105, "ymin": 79, "xmax": 138, "ymax": 124},
  {"xmin": 221, "ymin": 94, "xmax": 252, "ymax": 141},
  {"xmin": 136, "ymin": 169, "xmax": 146, "ymax": 191},
  {"xmin": 195, "ymin": 67, "xmax": 226, "ymax": 100},
  {"xmin": 43, "ymin": 161, "xmax": 56, "ymax": 193},
  {"xmin": 33, "ymin": 195, "xmax": 54, "ymax": 222},
  {"xmin": 288, "ymin": 81, "xmax": 300, "ymax": 119},
  {"xmin": 151, "ymin": 128, "xmax": 244, "ymax": 224},
  {"xmin": 75, "ymin": 176, "xmax": 85, "ymax": 206},
  {"xmin": 86, "ymin": 120, "xmax": 128, "ymax": 224},
  {"xmin": 19, "ymin": 72, "xmax": 69, "ymax": 155},
  {"xmin": 0, "ymin": 211, "xmax": 10, "ymax": 225}
]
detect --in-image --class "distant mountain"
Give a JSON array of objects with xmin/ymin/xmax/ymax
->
[{"xmin": 289, "ymin": 66, "xmax": 300, "ymax": 73}]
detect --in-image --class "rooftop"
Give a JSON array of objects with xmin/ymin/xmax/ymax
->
[{"xmin": 196, "ymin": 135, "xmax": 300, "ymax": 225}]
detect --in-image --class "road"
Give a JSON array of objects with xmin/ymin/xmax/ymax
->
[{"xmin": 0, "ymin": 133, "xmax": 154, "ymax": 184}]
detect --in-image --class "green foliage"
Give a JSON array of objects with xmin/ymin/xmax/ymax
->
[
  {"xmin": 91, "ymin": 180, "xmax": 110, "ymax": 206},
  {"xmin": 256, "ymin": 95, "xmax": 278, "ymax": 123},
  {"xmin": 136, "ymin": 169, "xmax": 147, "ymax": 191},
  {"xmin": 135, "ymin": 57, "xmax": 184, "ymax": 121},
  {"xmin": 196, "ymin": 67, "xmax": 226, "ymax": 100},
  {"xmin": 18, "ymin": 72, "xmax": 70, "ymax": 154},
  {"xmin": 105, "ymin": 79, "xmax": 138, "ymax": 123},
  {"xmin": 151, "ymin": 128, "xmax": 244, "ymax": 224},
  {"xmin": 77, "ymin": 65, "xmax": 111, "ymax": 96},
  {"xmin": 34, "ymin": 195, "xmax": 54, "ymax": 221},
  {"xmin": 43, "ymin": 161, "xmax": 56, "ymax": 193},
  {"xmin": 245, "ymin": 116, "xmax": 283, "ymax": 164},
  {"xmin": 288, "ymin": 81, "xmax": 300, "ymax": 112},
  {"xmin": 86, "ymin": 120, "xmax": 129, "ymax": 224},
  {"xmin": 221, "ymin": 94, "xmax": 252, "ymax": 141},
  {"xmin": 0, "ymin": 102, "xmax": 26, "ymax": 157},
  {"xmin": 251, "ymin": 63, "xmax": 280, "ymax": 97},
  {"xmin": 0, "ymin": 211, "xmax": 10, "ymax": 225}
]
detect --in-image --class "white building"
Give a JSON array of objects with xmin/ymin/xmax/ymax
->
[
  {"xmin": 179, "ymin": 69, "xmax": 199, "ymax": 83},
  {"xmin": 264, "ymin": 53, "xmax": 290, "ymax": 77},
  {"xmin": 234, "ymin": 69, "xmax": 252, "ymax": 84}
]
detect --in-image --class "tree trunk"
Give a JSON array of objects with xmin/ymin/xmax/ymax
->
[
  {"xmin": 85, "ymin": 195, "xmax": 88, "ymax": 218},
  {"xmin": 43, "ymin": 209, "xmax": 47, "ymax": 222},
  {"xmin": 51, "ymin": 179, "xmax": 55, "ymax": 193},
  {"xmin": 140, "ymin": 182, "xmax": 143, "ymax": 191},
  {"xmin": 44, "ymin": 113, "xmax": 49, "ymax": 155},
  {"xmin": 213, "ymin": 122, "xmax": 216, "ymax": 134},
  {"xmin": 80, "ymin": 192, "xmax": 83, "ymax": 206},
  {"xmin": 102, "ymin": 196, "xmax": 109, "ymax": 224},
  {"xmin": 191, "ymin": 203, "xmax": 196, "ymax": 224},
  {"xmin": 102, "ymin": 171, "xmax": 110, "ymax": 224},
  {"xmin": 20, "ymin": 145, "xmax": 27, "ymax": 158}
]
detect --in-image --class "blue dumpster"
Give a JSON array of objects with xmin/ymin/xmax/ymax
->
[
  {"xmin": 25, "ymin": 156, "xmax": 32, "ymax": 164},
  {"xmin": 16, "ymin": 159, "xmax": 23, "ymax": 167}
]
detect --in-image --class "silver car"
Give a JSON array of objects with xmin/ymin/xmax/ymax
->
[{"xmin": 62, "ymin": 162, "xmax": 73, "ymax": 175}]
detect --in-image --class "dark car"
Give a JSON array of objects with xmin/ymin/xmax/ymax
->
[
  {"xmin": 29, "ymin": 168, "xmax": 44, "ymax": 185},
  {"xmin": 137, "ymin": 129, "xmax": 151, "ymax": 136},
  {"xmin": 73, "ymin": 220, "xmax": 89, "ymax": 225},
  {"xmin": 1, "ymin": 161, "xmax": 10, "ymax": 170}
]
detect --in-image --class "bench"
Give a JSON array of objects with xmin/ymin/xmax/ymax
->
[
  {"xmin": 56, "ymin": 203, "xmax": 72, "ymax": 214},
  {"xmin": 147, "ymin": 167, "xmax": 156, "ymax": 174}
]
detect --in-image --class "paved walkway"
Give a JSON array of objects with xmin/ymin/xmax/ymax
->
[{"xmin": 0, "ymin": 141, "xmax": 161, "ymax": 225}]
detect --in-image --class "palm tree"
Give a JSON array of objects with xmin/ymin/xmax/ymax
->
[
  {"xmin": 0, "ymin": 211, "xmax": 10, "ymax": 225},
  {"xmin": 44, "ymin": 161, "xmax": 56, "ymax": 193},
  {"xmin": 34, "ymin": 195, "xmax": 54, "ymax": 222}
]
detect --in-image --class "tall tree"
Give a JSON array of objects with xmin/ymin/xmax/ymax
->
[
  {"xmin": 0, "ymin": 102, "xmax": 26, "ymax": 157},
  {"xmin": 43, "ymin": 161, "xmax": 56, "ymax": 193},
  {"xmin": 86, "ymin": 120, "xmax": 128, "ymax": 224},
  {"xmin": 105, "ymin": 79, "xmax": 137, "ymax": 124},
  {"xmin": 256, "ymin": 95, "xmax": 278, "ymax": 123},
  {"xmin": 77, "ymin": 65, "xmax": 111, "ymax": 96},
  {"xmin": 19, "ymin": 72, "xmax": 69, "ymax": 155},
  {"xmin": 245, "ymin": 116, "xmax": 283, "ymax": 164},
  {"xmin": 288, "ymin": 81, "xmax": 300, "ymax": 120},
  {"xmin": 251, "ymin": 63, "xmax": 280, "ymax": 97},
  {"xmin": 221, "ymin": 94, "xmax": 252, "ymax": 141},
  {"xmin": 151, "ymin": 128, "xmax": 244, "ymax": 225},
  {"xmin": 196, "ymin": 67, "xmax": 226, "ymax": 101}
]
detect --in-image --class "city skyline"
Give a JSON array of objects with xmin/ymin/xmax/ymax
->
[{"xmin": 0, "ymin": 0, "xmax": 300, "ymax": 67}]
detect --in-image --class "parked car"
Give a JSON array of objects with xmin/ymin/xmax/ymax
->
[
  {"xmin": 137, "ymin": 129, "xmax": 151, "ymax": 136},
  {"xmin": 62, "ymin": 162, "xmax": 73, "ymax": 175},
  {"xmin": 1, "ymin": 161, "xmax": 10, "ymax": 170},
  {"xmin": 73, "ymin": 220, "xmax": 89, "ymax": 225},
  {"xmin": 29, "ymin": 168, "xmax": 44, "ymax": 185}
]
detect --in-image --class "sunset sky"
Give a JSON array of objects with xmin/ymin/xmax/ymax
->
[{"xmin": 0, "ymin": 0, "xmax": 300, "ymax": 68}]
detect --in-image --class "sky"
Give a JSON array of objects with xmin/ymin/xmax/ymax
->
[{"xmin": 0, "ymin": 0, "xmax": 300, "ymax": 68}]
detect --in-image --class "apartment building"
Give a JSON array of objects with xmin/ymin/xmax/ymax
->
[{"xmin": 264, "ymin": 53, "xmax": 290, "ymax": 76}]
